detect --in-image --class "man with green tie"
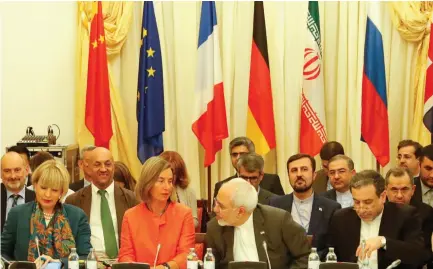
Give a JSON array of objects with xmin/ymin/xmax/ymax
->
[{"xmin": 66, "ymin": 147, "xmax": 138, "ymax": 258}]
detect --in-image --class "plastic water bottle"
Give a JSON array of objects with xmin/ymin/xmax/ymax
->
[
  {"xmin": 68, "ymin": 248, "xmax": 79, "ymax": 269},
  {"xmin": 204, "ymin": 248, "xmax": 215, "ymax": 269},
  {"xmin": 187, "ymin": 248, "xmax": 199, "ymax": 269},
  {"xmin": 359, "ymin": 240, "xmax": 370, "ymax": 269},
  {"xmin": 86, "ymin": 248, "xmax": 97, "ymax": 269},
  {"xmin": 308, "ymin": 248, "xmax": 320, "ymax": 269},
  {"xmin": 326, "ymin": 247, "xmax": 337, "ymax": 263}
]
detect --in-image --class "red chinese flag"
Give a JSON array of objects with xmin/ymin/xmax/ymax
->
[{"xmin": 85, "ymin": 1, "xmax": 113, "ymax": 149}]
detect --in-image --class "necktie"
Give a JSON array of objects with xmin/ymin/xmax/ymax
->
[
  {"xmin": 11, "ymin": 194, "xmax": 21, "ymax": 207},
  {"xmin": 98, "ymin": 189, "xmax": 118, "ymax": 258}
]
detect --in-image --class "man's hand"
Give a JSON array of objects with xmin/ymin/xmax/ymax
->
[{"xmin": 356, "ymin": 236, "xmax": 385, "ymax": 260}]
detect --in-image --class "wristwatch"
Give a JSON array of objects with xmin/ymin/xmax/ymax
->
[
  {"xmin": 380, "ymin": 236, "xmax": 387, "ymax": 249},
  {"xmin": 163, "ymin": 263, "xmax": 171, "ymax": 269}
]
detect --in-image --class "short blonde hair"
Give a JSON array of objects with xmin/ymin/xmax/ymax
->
[
  {"xmin": 135, "ymin": 156, "xmax": 175, "ymax": 202},
  {"xmin": 32, "ymin": 160, "xmax": 70, "ymax": 200}
]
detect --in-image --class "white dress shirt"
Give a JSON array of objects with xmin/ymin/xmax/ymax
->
[
  {"xmin": 359, "ymin": 211, "xmax": 383, "ymax": 269},
  {"xmin": 420, "ymin": 181, "xmax": 433, "ymax": 207},
  {"xmin": 89, "ymin": 181, "xmax": 119, "ymax": 253},
  {"xmin": 336, "ymin": 190, "xmax": 353, "ymax": 208},
  {"xmin": 291, "ymin": 193, "xmax": 314, "ymax": 232},
  {"xmin": 234, "ymin": 213, "xmax": 259, "ymax": 262},
  {"xmin": 6, "ymin": 187, "xmax": 26, "ymax": 220}
]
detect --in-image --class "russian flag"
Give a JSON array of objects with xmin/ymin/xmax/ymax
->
[
  {"xmin": 424, "ymin": 22, "xmax": 433, "ymax": 133},
  {"xmin": 192, "ymin": 1, "xmax": 228, "ymax": 167},
  {"xmin": 361, "ymin": 2, "xmax": 390, "ymax": 167}
]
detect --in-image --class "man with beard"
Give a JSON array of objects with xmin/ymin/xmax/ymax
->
[
  {"xmin": 413, "ymin": 144, "xmax": 433, "ymax": 207},
  {"xmin": 269, "ymin": 153, "xmax": 340, "ymax": 255},
  {"xmin": 1, "ymin": 152, "xmax": 35, "ymax": 232},
  {"xmin": 397, "ymin": 140, "xmax": 422, "ymax": 179},
  {"xmin": 206, "ymin": 178, "xmax": 310, "ymax": 269}
]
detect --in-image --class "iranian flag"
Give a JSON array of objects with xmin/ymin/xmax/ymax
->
[{"xmin": 299, "ymin": 1, "xmax": 327, "ymax": 156}]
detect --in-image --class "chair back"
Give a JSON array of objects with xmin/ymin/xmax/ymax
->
[{"xmin": 195, "ymin": 232, "xmax": 206, "ymax": 260}]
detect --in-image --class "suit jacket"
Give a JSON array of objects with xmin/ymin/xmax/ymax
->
[
  {"xmin": 69, "ymin": 179, "xmax": 86, "ymax": 192},
  {"xmin": 65, "ymin": 183, "xmax": 139, "ymax": 246},
  {"xmin": 1, "ymin": 183, "xmax": 36, "ymax": 232},
  {"xmin": 269, "ymin": 193, "xmax": 341, "ymax": 253},
  {"xmin": 413, "ymin": 177, "xmax": 426, "ymax": 206},
  {"xmin": 258, "ymin": 188, "xmax": 276, "ymax": 205},
  {"xmin": 1, "ymin": 201, "xmax": 91, "ymax": 263},
  {"xmin": 411, "ymin": 199, "xmax": 433, "ymax": 266},
  {"xmin": 206, "ymin": 204, "xmax": 310, "ymax": 269},
  {"xmin": 323, "ymin": 189, "xmax": 337, "ymax": 201},
  {"xmin": 312, "ymin": 169, "xmax": 329, "ymax": 194},
  {"xmin": 328, "ymin": 202, "xmax": 428, "ymax": 269}
]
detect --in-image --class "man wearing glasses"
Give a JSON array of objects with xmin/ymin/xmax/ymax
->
[
  {"xmin": 328, "ymin": 170, "xmax": 428, "ymax": 269},
  {"xmin": 212, "ymin": 137, "xmax": 284, "ymax": 208},
  {"xmin": 236, "ymin": 153, "xmax": 276, "ymax": 205}
]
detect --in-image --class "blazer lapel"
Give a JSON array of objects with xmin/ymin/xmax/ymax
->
[
  {"xmin": 80, "ymin": 186, "xmax": 92, "ymax": 218},
  {"xmin": 285, "ymin": 194, "xmax": 294, "ymax": 213},
  {"xmin": 253, "ymin": 207, "xmax": 267, "ymax": 263},
  {"xmin": 222, "ymin": 226, "xmax": 235, "ymax": 263},
  {"xmin": 308, "ymin": 194, "xmax": 322, "ymax": 235},
  {"xmin": 331, "ymin": 190, "xmax": 337, "ymax": 201},
  {"xmin": 1, "ymin": 184, "xmax": 6, "ymax": 231},
  {"xmin": 346, "ymin": 210, "xmax": 361, "ymax": 262},
  {"xmin": 114, "ymin": 185, "xmax": 127, "ymax": 233},
  {"xmin": 25, "ymin": 188, "xmax": 36, "ymax": 203}
]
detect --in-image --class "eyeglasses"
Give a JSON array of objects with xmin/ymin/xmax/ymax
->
[
  {"xmin": 239, "ymin": 175, "xmax": 260, "ymax": 182},
  {"xmin": 230, "ymin": 152, "xmax": 248, "ymax": 158}
]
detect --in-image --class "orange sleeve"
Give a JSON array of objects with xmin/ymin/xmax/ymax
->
[
  {"xmin": 118, "ymin": 210, "xmax": 136, "ymax": 262},
  {"xmin": 172, "ymin": 209, "xmax": 195, "ymax": 269}
]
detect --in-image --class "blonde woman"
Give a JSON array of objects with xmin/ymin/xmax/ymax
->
[{"xmin": 1, "ymin": 160, "xmax": 91, "ymax": 267}]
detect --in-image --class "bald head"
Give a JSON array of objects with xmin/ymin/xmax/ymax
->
[
  {"xmin": 1, "ymin": 152, "xmax": 28, "ymax": 193},
  {"xmin": 89, "ymin": 147, "xmax": 114, "ymax": 190}
]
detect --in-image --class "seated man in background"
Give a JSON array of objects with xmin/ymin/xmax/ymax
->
[
  {"xmin": 413, "ymin": 144, "xmax": 433, "ymax": 207},
  {"xmin": 397, "ymin": 140, "xmax": 422, "ymax": 180},
  {"xmin": 237, "ymin": 153, "xmax": 276, "ymax": 204},
  {"xmin": 269, "ymin": 153, "xmax": 340, "ymax": 255},
  {"xmin": 207, "ymin": 178, "xmax": 310, "ymax": 269},
  {"xmin": 213, "ymin": 137, "xmax": 284, "ymax": 204},
  {"xmin": 328, "ymin": 170, "xmax": 428, "ymax": 269},
  {"xmin": 385, "ymin": 167, "xmax": 433, "ymax": 266},
  {"xmin": 323, "ymin": 155, "xmax": 355, "ymax": 208},
  {"xmin": 69, "ymin": 145, "xmax": 95, "ymax": 191},
  {"xmin": 8, "ymin": 145, "xmax": 32, "ymax": 186},
  {"xmin": 312, "ymin": 141, "xmax": 345, "ymax": 194}
]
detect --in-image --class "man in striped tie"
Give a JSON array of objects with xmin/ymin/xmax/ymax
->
[{"xmin": 1, "ymin": 151, "xmax": 35, "ymax": 232}]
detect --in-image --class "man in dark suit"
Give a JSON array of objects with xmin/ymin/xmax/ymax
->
[
  {"xmin": 69, "ymin": 145, "xmax": 96, "ymax": 191},
  {"xmin": 329, "ymin": 170, "xmax": 428, "ymax": 269},
  {"xmin": 270, "ymin": 153, "xmax": 341, "ymax": 255},
  {"xmin": 65, "ymin": 147, "xmax": 138, "ymax": 257},
  {"xmin": 312, "ymin": 141, "xmax": 345, "ymax": 194},
  {"xmin": 213, "ymin": 137, "xmax": 284, "ymax": 204},
  {"xmin": 1, "ymin": 152, "xmax": 36, "ymax": 231},
  {"xmin": 396, "ymin": 140, "xmax": 423, "ymax": 179},
  {"xmin": 412, "ymin": 144, "xmax": 433, "ymax": 207},
  {"xmin": 8, "ymin": 145, "xmax": 32, "ymax": 187},
  {"xmin": 207, "ymin": 178, "xmax": 310, "ymax": 269},
  {"xmin": 323, "ymin": 155, "xmax": 356, "ymax": 208},
  {"xmin": 385, "ymin": 167, "xmax": 433, "ymax": 267},
  {"xmin": 236, "ymin": 153, "xmax": 276, "ymax": 205}
]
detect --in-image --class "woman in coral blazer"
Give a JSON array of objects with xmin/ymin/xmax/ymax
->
[{"xmin": 118, "ymin": 156, "xmax": 195, "ymax": 269}]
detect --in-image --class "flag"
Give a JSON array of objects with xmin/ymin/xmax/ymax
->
[
  {"xmin": 137, "ymin": 1, "xmax": 165, "ymax": 164},
  {"xmin": 361, "ymin": 2, "xmax": 390, "ymax": 167},
  {"xmin": 300, "ymin": 1, "xmax": 327, "ymax": 156},
  {"xmin": 85, "ymin": 1, "xmax": 112, "ymax": 149},
  {"xmin": 424, "ymin": 22, "xmax": 433, "ymax": 133},
  {"xmin": 246, "ymin": 1, "xmax": 276, "ymax": 156},
  {"xmin": 192, "ymin": 1, "xmax": 228, "ymax": 167}
]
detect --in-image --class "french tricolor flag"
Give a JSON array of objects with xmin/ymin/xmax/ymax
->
[
  {"xmin": 192, "ymin": 1, "xmax": 228, "ymax": 167},
  {"xmin": 361, "ymin": 2, "xmax": 390, "ymax": 167}
]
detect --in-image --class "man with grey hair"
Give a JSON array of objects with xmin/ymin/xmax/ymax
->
[
  {"xmin": 237, "ymin": 153, "xmax": 276, "ymax": 204},
  {"xmin": 328, "ymin": 170, "xmax": 428, "ymax": 269},
  {"xmin": 323, "ymin": 154, "xmax": 355, "ymax": 208},
  {"xmin": 207, "ymin": 178, "xmax": 309, "ymax": 269},
  {"xmin": 70, "ymin": 145, "xmax": 96, "ymax": 191},
  {"xmin": 213, "ymin": 137, "xmax": 284, "ymax": 205}
]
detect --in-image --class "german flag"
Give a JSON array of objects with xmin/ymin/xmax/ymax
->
[{"xmin": 246, "ymin": 1, "xmax": 276, "ymax": 155}]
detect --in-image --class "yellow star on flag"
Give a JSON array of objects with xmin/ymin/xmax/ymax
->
[
  {"xmin": 146, "ymin": 47, "xmax": 155, "ymax": 57},
  {"xmin": 92, "ymin": 39, "xmax": 98, "ymax": 49},
  {"xmin": 147, "ymin": 67, "xmax": 156, "ymax": 77},
  {"xmin": 142, "ymin": 28, "xmax": 148, "ymax": 38},
  {"xmin": 99, "ymin": 35, "xmax": 105, "ymax": 44}
]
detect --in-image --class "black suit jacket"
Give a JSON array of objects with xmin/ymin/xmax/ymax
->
[
  {"xmin": 269, "ymin": 193, "xmax": 341, "ymax": 253},
  {"xmin": 328, "ymin": 202, "xmax": 428, "ymax": 269},
  {"xmin": 323, "ymin": 189, "xmax": 337, "ymax": 201},
  {"xmin": 312, "ymin": 169, "xmax": 329, "ymax": 194},
  {"xmin": 69, "ymin": 179, "xmax": 86, "ymax": 192},
  {"xmin": 411, "ymin": 199, "xmax": 433, "ymax": 264},
  {"xmin": 258, "ymin": 188, "xmax": 276, "ymax": 205},
  {"xmin": 206, "ymin": 204, "xmax": 310, "ymax": 269},
  {"xmin": 1, "ymin": 183, "xmax": 36, "ymax": 232},
  {"xmin": 413, "ymin": 177, "xmax": 427, "ymax": 206}
]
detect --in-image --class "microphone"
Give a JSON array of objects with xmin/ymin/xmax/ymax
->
[
  {"xmin": 385, "ymin": 259, "xmax": 401, "ymax": 269},
  {"xmin": 153, "ymin": 244, "xmax": 161, "ymax": 269},
  {"xmin": 260, "ymin": 231, "xmax": 272, "ymax": 269}
]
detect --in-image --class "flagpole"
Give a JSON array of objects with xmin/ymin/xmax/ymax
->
[
  {"xmin": 376, "ymin": 160, "xmax": 380, "ymax": 173},
  {"xmin": 207, "ymin": 165, "xmax": 212, "ymax": 212}
]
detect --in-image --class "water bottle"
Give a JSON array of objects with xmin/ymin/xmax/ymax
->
[
  {"xmin": 203, "ymin": 248, "xmax": 215, "ymax": 269},
  {"xmin": 359, "ymin": 240, "xmax": 370, "ymax": 269},
  {"xmin": 326, "ymin": 247, "xmax": 337, "ymax": 263},
  {"xmin": 308, "ymin": 248, "xmax": 320, "ymax": 269},
  {"xmin": 68, "ymin": 248, "xmax": 79, "ymax": 269},
  {"xmin": 86, "ymin": 248, "xmax": 97, "ymax": 269},
  {"xmin": 187, "ymin": 248, "xmax": 198, "ymax": 269}
]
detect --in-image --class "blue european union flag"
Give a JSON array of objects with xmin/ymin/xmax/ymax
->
[{"xmin": 137, "ymin": 1, "xmax": 164, "ymax": 164}]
